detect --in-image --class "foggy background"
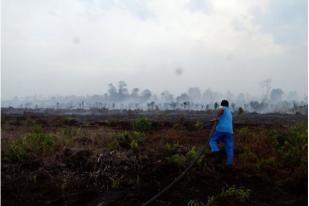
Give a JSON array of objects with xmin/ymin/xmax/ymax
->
[{"xmin": 1, "ymin": 0, "xmax": 308, "ymax": 101}]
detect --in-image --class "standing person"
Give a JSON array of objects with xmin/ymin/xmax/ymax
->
[{"xmin": 209, "ymin": 100, "xmax": 234, "ymax": 167}]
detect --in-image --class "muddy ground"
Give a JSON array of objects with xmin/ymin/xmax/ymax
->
[{"xmin": 1, "ymin": 111, "xmax": 308, "ymax": 206}]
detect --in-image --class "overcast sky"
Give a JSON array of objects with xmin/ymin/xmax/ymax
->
[{"xmin": 1, "ymin": 0, "xmax": 308, "ymax": 99}]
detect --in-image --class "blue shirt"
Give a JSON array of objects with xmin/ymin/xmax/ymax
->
[{"xmin": 216, "ymin": 106, "xmax": 233, "ymax": 134}]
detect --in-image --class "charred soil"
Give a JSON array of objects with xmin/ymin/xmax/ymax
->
[{"xmin": 1, "ymin": 112, "xmax": 308, "ymax": 206}]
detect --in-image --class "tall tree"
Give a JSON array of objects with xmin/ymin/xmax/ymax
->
[
  {"xmin": 141, "ymin": 89, "xmax": 152, "ymax": 101},
  {"xmin": 188, "ymin": 87, "xmax": 201, "ymax": 101},
  {"xmin": 131, "ymin": 88, "xmax": 140, "ymax": 99},
  {"xmin": 270, "ymin": 89, "xmax": 284, "ymax": 103}
]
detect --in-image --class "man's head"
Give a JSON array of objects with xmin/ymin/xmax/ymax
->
[{"xmin": 221, "ymin": 100, "xmax": 229, "ymax": 107}]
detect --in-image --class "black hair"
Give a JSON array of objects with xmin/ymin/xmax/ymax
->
[{"xmin": 221, "ymin": 100, "xmax": 229, "ymax": 107}]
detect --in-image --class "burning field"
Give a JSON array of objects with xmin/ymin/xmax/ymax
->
[{"xmin": 1, "ymin": 111, "xmax": 308, "ymax": 206}]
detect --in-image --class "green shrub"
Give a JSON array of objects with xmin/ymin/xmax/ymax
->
[
  {"xmin": 110, "ymin": 177, "xmax": 121, "ymax": 189},
  {"xmin": 25, "ymin": 124, "xmax": 55, "ymax": 153},
  {"xmin": 32, "ymin": 123, "xmax": 44, "ymax": 133},
  {"xmin": 166, "ymin": 154, "xmax": 187, "ymax": 167},
  {"xmin": 133, "ymin": 117, "xmax": 152, "ymax": 132},
  {"xmin": 166, "ymin": 146, "xmax": 204, "ymax": 167},
  {"xmin": 186, "ymin": 146, "xmax": 199, "ymax": 160},
  {"xmin": 194, "ymin": 121, "xmax": 204, "ymax": 130},
  {"xmin": 110, "ymin": 131, "xmax": 131, "ymax": 149},
  {"xmin": 6, "ymin": 125, "xmax": 56, "ymax": 161},
  {"xmin": 164, "ymin": 142, "xmax": 173, "ymax": 151},
  {"xmin": 269, "ymin": 124, "xmax": 307, "ymax": 166},
  {"xmin": 206, "ymin": 185, "xmax": 251, "ymax": 206},
  {"xmin": 238, "ymin": 127, "xmax": 251, "ymax": 138},
  {"xmin": 63, "ymin": 116, "xmax": 74, "ymax": 124},
  {"xmin": 25, "ymin": 118, "xmax": 36, "ymax": 127},
  {"xmin": 24, "ymin": 130, "xmax": 55, "ymax": 153},
  {"xmin": 62, "ymin": 127, "xmax": 80, "ymax": 138},
  {"xmin": 161, "ymin": 134, "xmax": 180, "ymax": 152},
  {"xmin": 205, "ymin": 196, "xmax": 215, "ymax": 206},
  {"xmin": 220, "ymin": 185, "xmax": 251, "ymax": 201},
  {"xmin": 130, "ymin": 139, "xmax": 139, "ymax": 151},
  {"xmin": 8, "ymin": 139, "xmax": 28, "ymax": 161},
  {"xmin": 238, "ymin": 148, "xmax": 258, "ymax": 162},
  {"xmin": 109, "ymin": 131, "xmax": 144, "ymax": 150},
  {"xmin": 186, "ymin": 146, "xmax": 204, "ymax": 164},
  {"xmin": 131, "ymin": 131, "xmax": 144, "ymax": 143},
  {"xmin": 256, "ymin": 158, "xmax": 276, "ymax": 170},
  {"xmin": 187, "ymin": 200, "xmax": 206, "ymax": 206}
]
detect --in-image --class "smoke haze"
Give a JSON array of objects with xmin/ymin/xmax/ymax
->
[{"xmin": 1, "ymin": 0, "xmax": 308, "ymax": 99}]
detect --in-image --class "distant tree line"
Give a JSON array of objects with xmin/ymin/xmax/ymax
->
[{"xmin": 2, "ymin": 81, "xmax": 307, "ymax": 114}]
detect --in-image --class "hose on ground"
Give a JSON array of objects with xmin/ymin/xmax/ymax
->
[{"xmin": 141, "ymin": 121, "xmax": 217, "ymax": 206}]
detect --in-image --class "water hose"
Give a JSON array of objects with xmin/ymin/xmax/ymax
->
[{"xmin": 141, "ymin": 121, "xmax": 217, "ymax": 206}]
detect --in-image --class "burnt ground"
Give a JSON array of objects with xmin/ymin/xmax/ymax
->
[{"xmin": 1, "ymin": 111, "xmax": 308, "ymax": 206}]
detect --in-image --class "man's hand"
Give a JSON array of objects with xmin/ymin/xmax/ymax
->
[{"xmin": 210, "ymin": 108, "xmax": 224, "ymax": 123}]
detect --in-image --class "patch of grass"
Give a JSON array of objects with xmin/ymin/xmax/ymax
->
[
  {"xmin": 163, "ymin": 141, "xmax": 181, "ymax": 152},
  {"xmin": 186, "ymin": 146, "xmax": 199, "ymax": 160},
  {"xmin": 166, "ymin": 146, "xmax": 204, "ymax": 167},
  {"xmin": 220, "ymin": 185, "xmax": 251, "ymax": 201},
  {"xmin": 109, "ymin": 131, "xmax": 144, "ymax": 151},
  {"xmin": 186, "ymin": 146, "xmax": 205, "ymax": 165},
  {"xmin": 6, "ymin": 124, "xmax": 56, "ymax": 161},
  {"xmin": 206, "ymin": 185, "xmax": 251, "ymax": 206},
  {"xmin": 7, "ymin": 139, "xmax": 28, "ymax": 161},
  {"xmin": 187, "ymin": 200, "xmax": 206, "ymax": 206},
  {"xmin": 130, "ymin": 139, "xmax": 139, "ymax": 150},
  {"xmin": 269, "ymin": 123, "xmax": 307, "ymax": 166},
  {"xmin": 256, "ymin": 158, "xmax": 276, "ymax": 170},
  {"xmin": 62, "ymin": 127, "xmax": 80, "ymax": 138},
  {"xmin": 238, "ymin": 148, "xmax": 258, "ymax": 162},
  {"xmin": 160, "ymin": 132, "xmax": 182, "ymax": 153},
  {"xmin": 194, "ymin": 121, "xmax": 204, "ymax": 130},
  {"xmin": 133, "ymin": 117, "xmax": 152, "ymax": 132},
  {"xmin": 63, "ymin": 116, "xmax": 74, "ymax": 124},
  {"xmin": 24, "ymin": 131, "xmax": 55, "ymax": 152},
  {"xmin": 25, "ymin": 117, "xmax": 36, "ymax": 127},
  {"xmin": 238, "ymin": 127, "xmax": 251, "ymax": 141},
  {"xmin": 166, "ymin": 153, "xmax": 187, "ymax": 167},
  {"xmin": 205, "ymin": 196, "xmax": 215, "ymax": 206},
  {"xmin": 110, "ymin": 177, "xmax": 121, "ymax": 189},
  {"xmin": 164, "ymin": 142, "xmax": 174, "ymax": 151},
  {"xmin": 109, "ymin": 131, "xmax": 131, "ymax": 149}
]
